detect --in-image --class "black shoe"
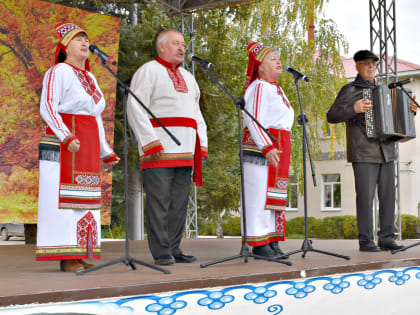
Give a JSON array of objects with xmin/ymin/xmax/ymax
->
[
  {"xmin": 378, "ymin": 239, "xmax": 404, "ymax": 251},
  {"xmin": 154, "ymin": 255, "xmax": 175, "ymax": 265},
  {"xmin": 252, "ymin": 244, "xmax": 277, "ymax": 259},
  {"xmin": 173, "ymin": 253, "xmax": 197, "ymax": 263},
  {"xmin": 269, "ymin": 242, "xmax": 289, "ymax": 259},
  {"xmin": 359, "ymin": 242, "xmax": 381, "ymax": 252}
]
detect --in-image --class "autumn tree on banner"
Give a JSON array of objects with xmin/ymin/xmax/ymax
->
[{"xmin": 0, "ymin": 0, "xmax": 120, "ymax": 224}]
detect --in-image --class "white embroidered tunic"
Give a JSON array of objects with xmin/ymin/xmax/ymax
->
[
  {"xmin": 39, "ymin": 62, "xmax": 114, "ymax": 159},
  {"xmin": 244, "ymin": 79, "xmax": 294, "ymax": 150},
  {"xmin": 127, "ymin": 59, "xmax": 208, "ymax": 172}
]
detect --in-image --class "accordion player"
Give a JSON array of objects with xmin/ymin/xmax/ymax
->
[{"xmin": 363, "ymin": 85, "xmax": 416, "ymax": 142}]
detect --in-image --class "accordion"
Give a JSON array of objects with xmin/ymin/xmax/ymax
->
[{"xmin": 363, "ymin": 85, "xmax": 416, "ymax": 141}]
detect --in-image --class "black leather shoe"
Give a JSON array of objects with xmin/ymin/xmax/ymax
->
[
  {"xmin": 269, "ymin": 242, "xmax": 289, "ymax": 259},
  {"xmin": 378, "ymin": 239, "xmax": 404, "ymax": 251},
  {"xmin": 359, "ymin": 242, "xmax": 381, "ymax": 252},
  {"xmin": 252, "ymin": 244, "xmax": 277, "ymax": 259},
  {"xmin": 173, "ymin": 253, "xmax": 197, "ymax": 263},
  {"xmin": 154, "ymin": 255, "xmax": 175, "ymax": 265}
]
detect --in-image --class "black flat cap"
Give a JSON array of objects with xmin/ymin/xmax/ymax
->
[{"xmin": 353, "ymin": 50, "xmax": 379, "ymax": 62}]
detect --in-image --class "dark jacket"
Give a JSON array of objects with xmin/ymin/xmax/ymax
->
[{"xmin": 327, "ymin": 75, "xmax": 395, "ymax": 163}]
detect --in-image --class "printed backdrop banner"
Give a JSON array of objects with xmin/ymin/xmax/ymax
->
[{"xmin": 0, "ymin": 0, "xmax": 121, "ymax": 224}]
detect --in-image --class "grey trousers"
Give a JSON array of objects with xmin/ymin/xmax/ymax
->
[
  {"xmin": 352, "ymin": 162, "xmax": 395, "ymax": 244},
  {"xmin": 142, "ymin": 167, "xmax": 192, "ymax": 259}
]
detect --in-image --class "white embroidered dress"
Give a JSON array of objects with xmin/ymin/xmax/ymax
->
[
  {"xmin": 36, "ymin": 62, "xmax": 114, "ymax": 261},
  {"xmin": 242, "ymin": 79, "xmax": 294, "ymax": 246}
]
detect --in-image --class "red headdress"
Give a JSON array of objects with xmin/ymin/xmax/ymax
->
[
  {"xmin": 54, "ymin": 21, "xmax": 90, "ymax": 70},
  {"xmin": 244, "ymin": 42, "xmax": 272, "ymax": 91}
]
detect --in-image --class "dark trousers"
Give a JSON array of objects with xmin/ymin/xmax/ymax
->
[
  {"xmin": 352, "ymin": 162, "xmax": 395, "ymax": 244},
  {"xmin": 142, "ymin": 167, "xmax": 192, "ymax": 259}
]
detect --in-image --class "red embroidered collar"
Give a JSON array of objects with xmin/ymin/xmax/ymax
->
[
  {"xmin": 264, "ymin": 79, "xmax": 291, "ymax": 109},
  {"xmin": 156, "ymin": 57, "xmax": 188, "ymax": 93},
  {"xmin": 156, "ymin": 57, "xmax": 180, "ymax": 70},
  {"xmin": 65, "ymin": 62, "xmax": 102, "ymax": 104}
]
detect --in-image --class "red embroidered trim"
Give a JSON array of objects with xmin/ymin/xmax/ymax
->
[
  {"xmin": 150, "ymin": 117, "xmax": 197, "ymax": 129},
  {"xmin": 63, "ymin": 135, "xmax": 77, "ymax": 148},
  {"xmin": 77, "ymin": 211, "xmax": 98, "ymax": 248},
  {"xmin": 156, "ymin": 57, "xmax": 188, "ymax": 93},
  {"xmin": 149, "ymin": 117, "xmax": 203, "ymax": 186},
  {"xmin": 262, "ymin": 144, "xmax": 275, "ymax": 156},
  {"xmin": 201, "ymin": 147, "xmax": 208, "ymax": 159},
  {"xmin": 143, "ymin": 139, "xmax": 164, "ymax": 156},
  {"xmin": 271, "ymin": 82, "xmax": 290, "ymax": 109},
  {"xmin": 275, "ymin": 211, "xmax": 286, "ymax": 239},
  {"xmin": 141, "ymin": 159, "xmax": 194, "ymax": 169},
  {"xmin": 103, "ymin": 153, "xmax": 118, "ymax": 163},
  {"xmin": 45, "ymin": 64, "xmax": 71, "ymax": 137},
  {"xmin": 241, "ymin": 235, "xmax": 285, "ymax": 247},
  {"xmin": 36, "ymin": 254, "xmax": 101, "ymax": 261},
  {"xmin": 265, "ymin": 129, "xmax": 291, "ymax": 211},
  {"xmin": 252, "ymin": 83, "xmax": 272, "ymax": 145},
  {"xmin": 66, "ymin": 63, "xmax": 102, "ymax": 104}
]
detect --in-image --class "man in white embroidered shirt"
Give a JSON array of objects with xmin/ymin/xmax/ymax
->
[{"xmin": 127, "ymin": 29, "xmax": 208, "ymax": 266}]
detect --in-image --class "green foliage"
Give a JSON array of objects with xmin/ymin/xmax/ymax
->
[
  {"xmin": 285, "ymin": 216, "xmax": 321, "ymax": 238},
  {"xmin": 285, "ymin": 215, "xmax": 420, "ymax": 240},
  {"xmin": 198, "ymin": 218, "xmax": 217, "ymax": 236},
  {"xmin": 222, "ymin": 216, "xmax": 242, "ymax": 236},
  {"xmin": 199, "ymin": 213, "xmax": 420, "ymax": 240},
  {"xmin": 318, "ymin": 216, "xmax": 358, "ymax": 239},
  {"xmin": 285, "ymin": 216, "xmax": 358, "ymax": 239},
  {"xmin": 199, "ymin": 215, "xmax": 241, "ymax": 236},
  {"xmin": 193, "ymin": 8, "xmax": 245, "ymax": 220},
  {"xmin": 101, "ymin": 223, "xmax": 125, "ymax": 239},
  {"xmin": 401, "ymin": 214, "xmax": 420, "ymax": 239}
]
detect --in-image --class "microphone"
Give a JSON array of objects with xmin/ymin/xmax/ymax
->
[
  {"xmin": 89, "ymin": 45, "xmax": 116, "ymax": 65},
  {"xmin": 388, "ymin": 78, "xmax": 415, "ymax": 89},
  {"xmin": 188, "ymin": 54, "xmax": 215, "ymax": 69},
  {"xmin": 284, "ymin": 65, "xmax": 310, "ymax": 82}
]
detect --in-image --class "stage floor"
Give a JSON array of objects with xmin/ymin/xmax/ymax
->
[{"xmin": 1, "ymin": 238, "xmax": 420, "ymax": 307}]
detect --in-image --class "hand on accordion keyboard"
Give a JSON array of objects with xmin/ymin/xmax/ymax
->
[
  {"xmin": 409, "ymin": 95, "xmax": 417, "ymax": 114},
  {"xmin": 354, "ymin": 98, "xmax": 373, "ymax": 114}
]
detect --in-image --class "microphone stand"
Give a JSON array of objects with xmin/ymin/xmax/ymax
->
[
  {"xmin": 197, "ymin": 64, "xmax": 291, "ymax": 268},
  {"xmin": 77, "ymin": 57, "xmax": 181, "ymax": 275},
  {"xmin": 283, "ymin": 75, "xmax": 350, "ymax": 261}
]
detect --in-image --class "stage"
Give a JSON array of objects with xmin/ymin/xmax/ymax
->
[{"xmin": 1, "ymin": 238, "xmax": 420, "ymax": 310}]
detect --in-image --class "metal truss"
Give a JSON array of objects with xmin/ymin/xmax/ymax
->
[
  {"xmin": 370, "ymin": 0, "xmax": 397, "ymax": 84},
  {"xmin": 369, "ymin": 0, "xmax": 401, "ymax": 240},
  {"xmin": 147, "ymin": 0, "xmax": 259, "ymax": 16}
]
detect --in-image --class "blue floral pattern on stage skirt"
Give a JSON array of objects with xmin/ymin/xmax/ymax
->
[{"xmin": 3, "ymin": 267, "xmax": 420, "ymax": 314}]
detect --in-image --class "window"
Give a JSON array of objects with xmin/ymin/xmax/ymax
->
[
  {"xmin": 286, "ymin": 176, "xmax": 298, "ymax": 211},
  {"xmin": 322, "ymin": 174, "xmax": 341, "ymax": 210}
]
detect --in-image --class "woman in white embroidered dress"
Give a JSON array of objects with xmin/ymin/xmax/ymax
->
[
  {"xmin": 242, "ymin": 42, "xmax": 294, "ymax": 259},
  {"xmin": 36, "ymin": 22, "xmax": 119, "ymax": 272}
]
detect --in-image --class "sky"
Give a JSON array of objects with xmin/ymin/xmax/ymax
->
[{"xmin": 322, "ymin": 0, "xmax": 420, "ymax": 65}]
